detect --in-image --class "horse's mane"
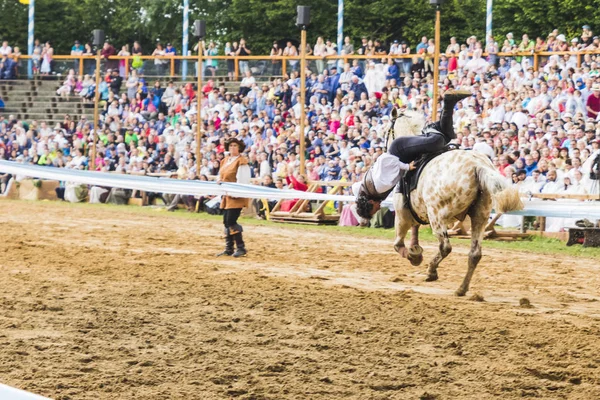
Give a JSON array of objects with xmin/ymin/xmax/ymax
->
[{"xmin": 391, "ymin": 110, "xmax": 426, "ymax": 140}]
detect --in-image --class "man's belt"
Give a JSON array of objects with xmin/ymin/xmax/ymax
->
[{"xmin": 362, "ymin": 168, "xmax": 393, "ymax": 202}]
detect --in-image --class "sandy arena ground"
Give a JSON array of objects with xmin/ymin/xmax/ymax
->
[{"xmin": 1, "ymin": 200, "xmax": 600, "ymax": 400}]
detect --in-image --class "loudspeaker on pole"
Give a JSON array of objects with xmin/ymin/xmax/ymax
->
[
  {"xmin": 92, "ymin": 29, "xmax": 105, "ymax": 47},
  {"xmin": 296, "ymin": 6, "xmax": 310, "ymax": 27},
  {"xmin": 193, "ymin": 20, "xmax": 206, "ymax": 38}
]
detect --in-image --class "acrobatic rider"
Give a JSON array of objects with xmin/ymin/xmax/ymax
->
[{"xmin": 353, "ymin": 89, "xmax": 472, "ymax": 220}]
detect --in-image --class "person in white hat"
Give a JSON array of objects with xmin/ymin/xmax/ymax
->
[{"xmin": 555, "ymin": 34, "xmax": 568, "ymax": 51}]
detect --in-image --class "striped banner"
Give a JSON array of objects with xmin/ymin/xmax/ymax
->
[{"xmin": 182, "ymin": 0, "xmax": 189, "ymax": 79}]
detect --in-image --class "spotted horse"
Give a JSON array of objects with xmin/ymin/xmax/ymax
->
[{"xmin": 387, "ymin": 111, "xmax": 523, "ymax": 296}]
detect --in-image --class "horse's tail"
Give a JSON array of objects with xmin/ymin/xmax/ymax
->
[{"xmin": 476, "ymin": 164, "xmax": 524, "ymax": 213}]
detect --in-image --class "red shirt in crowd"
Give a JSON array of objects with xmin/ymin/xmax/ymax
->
[
  {"xmin": 448, "ymin": 56, "xmax": 458, "ymax": 73},
  {"xmin": 586, "ymin": 92, "xmax": 600, "ymax": 118}
]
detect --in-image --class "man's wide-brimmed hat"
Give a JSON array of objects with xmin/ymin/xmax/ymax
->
[{"xmin": 225, "ymin": 137, "xmax": 246, "ymax": 153}]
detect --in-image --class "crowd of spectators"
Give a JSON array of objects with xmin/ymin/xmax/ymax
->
[{"xmin": 1, "ymin": 27, "xmax": 600, "ymax": 230}]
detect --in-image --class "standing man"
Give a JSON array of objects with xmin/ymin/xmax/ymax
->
[
  {"xmin": 101, "ymin": 41, "xmax": 117, "ymax": 72},
  {"xmin": 71, "ymin": 40, "xmax": 84, "ymax": 73},
  {"xmin": 216, "ymin": 138, "xmax": 251, "ymax": 257},
  {"xmin": 236, "ymin": 38, "xmax": 252, "ymax": 75}
]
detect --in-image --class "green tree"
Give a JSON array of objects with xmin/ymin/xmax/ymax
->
[{"xmin": 1, "ymin": 0, "xmax": 600, "ymax": 56}]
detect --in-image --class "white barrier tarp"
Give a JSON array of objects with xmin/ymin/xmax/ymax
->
[
  {"xmin": 1, "ymin": 160, "xmax": 600, "ymax": 219},
  {"xmin": 0, "ymin": 384, "xmax": 51, "ymax": 400},
  {"xmin": 0, "ymin": 161, "xmax": 351, "ymax": 202}
]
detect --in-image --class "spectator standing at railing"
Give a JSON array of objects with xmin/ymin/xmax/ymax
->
[
  {"xmin": 204, "ymin": 42, "xmax": 218, "ymax": 77},
  {"xmin": 270, "ymin": 41, "xmax": 282, "ymax": 76},
  {"xmin": 226, "ymin": 42, "xmax": 238, "ymax": 81},
  {"xmin": 152, "ymin": 43, "xmax": 167, "ymax": 76},
  {"xmin": 325, "ymin": 39, "xmax": 337, "ymax": 70},
  {"xmin": 342, "ymin": 36, "xmax": 354, "ymax": 56},
  {"xmin": 313, "ymin": 37, "xmax": 326, "ymax": 74},
  {"xmin": 101, "ymin": 41, "xmax": 117, "ymax": 72},
  {"xmin": 236, "ymin": 38, "xmax": 251, "ymax": 75},
  {"xmin": 131, "ymin": 41, "xmax": 144, "ymax": 73},
  {"xmin": 40, "ymin": 42, "xmax": 53, "ymax": 75},
  {"xmin": 485, "ymin": 36, "xmax": 499, "ymax": 66},
  {"xmin": 165, "ymin": 43, "xmax": 178, "ymax": 75},
  {"xmin": 117, "ymin": 45, "xmax": 130, "ymax": 77},
  {"xmin": 70, "ymin": 40, "xmax": 84, "ymax": 74},
  {"xmin": 81, "ymin": 43, "xmax": 93, "ymax": 75},
  {"xmin": 283, "ymin": 41, "xmax": 299, "ymax": 72}
]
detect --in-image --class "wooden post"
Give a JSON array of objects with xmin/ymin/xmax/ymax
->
[
  {"xmin": 299, "ymin": 28, "xmax": 307, "ymax": 176},
  {"xmin": 431, "ymin": 6, "xmax": 441, "ymax": 122},
  {"xmin": 78, "ymin": 55, "xmax": 84, "ymax": 76},
  {"xmin": 170, "ymin": 57, "xmax": 175, "ymax": 77},
  {"xmin": 533, "ymin": 52, "xmax": 538, "ymax": 71},
  {"xmin": 234, "ymin": 56, "xmax": 239, "ymax": 80},
  {"xmin": 124, "ymin": 58, "xmax": 129, "ymax": 78},
  {"xmin": 196, "ymin": 40, "xmax": 203, "ymax": 177},
  {"xmin": 91, "ymin": 50, "xmax": 101, "ymax": 171},
  {"xmin": 282, "ymin": 58, "xmax": 287, "ymax": 78}
]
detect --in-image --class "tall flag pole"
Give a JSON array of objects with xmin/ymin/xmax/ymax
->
[
  {"xmin": 28, "ymin": 0, "xmax": 35, "ymax": 78},
  {"xmin": 337, "ymin": 0, "xmax": 343, "ymax": 56},
  {"xmin": 182, "ymin": 0, "xmax": 189, "ymax": 79},
  {"xmin": 486, "ymin": 0, "xmax": 493, "ymax": 44}
]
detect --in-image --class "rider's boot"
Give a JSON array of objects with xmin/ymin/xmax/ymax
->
[{"xmin": 439, "ymin": 89, "xmax": 471, "ymax": 141}]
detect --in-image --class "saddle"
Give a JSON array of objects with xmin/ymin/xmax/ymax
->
[{"xmin": 397, "ymin": 144, "xmax": 458, "ymax": 225}]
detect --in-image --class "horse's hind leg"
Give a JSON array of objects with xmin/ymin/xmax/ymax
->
[
  {"xmin": 425, "ymin": 217, "xmax": 452, "ymax": 282},
  {"xmin": 455, "ymin": 192, "xmax": 492, "ymax": 296}
]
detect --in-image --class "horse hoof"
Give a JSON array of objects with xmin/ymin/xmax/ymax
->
[
  {"xmin": 408, "ymin": 254, "xmax": 423, "ymax": 266},
  {"xmin": 425, "ymin": 273, "xmax": 438, "ymax": 282},
  {"xmin": 394, "ymin": 245, "xmax": 409, "ymax": 258},
  {"xmin": 408, "ymin": 245, "xmax": 423, "ymax": 257},
  {"xmin": 455, "ymin": 289, "xmax": 467, "ymax": 297}
]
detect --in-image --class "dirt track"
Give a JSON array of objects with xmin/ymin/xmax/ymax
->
[{"xmin": 1, "ymin": 200, "xmax": 600, "ymax": 400}]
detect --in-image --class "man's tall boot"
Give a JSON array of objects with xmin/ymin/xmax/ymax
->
[
  {"xmin": 216, "ymin": 230, "xmax": 234, "ymax": 257},
  {"xmin": 232, "ymin": 232, "xmax": 247, "ymax": 258},
  {"xmin": 439, "ymin": 89, "xmax": 472, "ymax": 140}
]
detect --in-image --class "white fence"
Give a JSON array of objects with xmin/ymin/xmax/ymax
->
[{"xmin": 1, "ymin": 160, "xmax": 600, "ymax": 219}]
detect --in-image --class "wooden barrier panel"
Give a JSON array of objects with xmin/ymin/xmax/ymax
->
[
  {"xmin": 17, "ymin": 179, "xmax": 60, "ymax": 201},
  {"xmin": 0, "ymin": 178, "xmax": 20, "ymax": 200}
]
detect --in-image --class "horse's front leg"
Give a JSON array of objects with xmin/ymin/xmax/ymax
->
[
  {"xmin": 393, "ymin": 217, "xmax": 412, "ymax": 258},
  {"xmin": 407, "ymin": 225, "xmax": 424, "ymax": 266}
]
